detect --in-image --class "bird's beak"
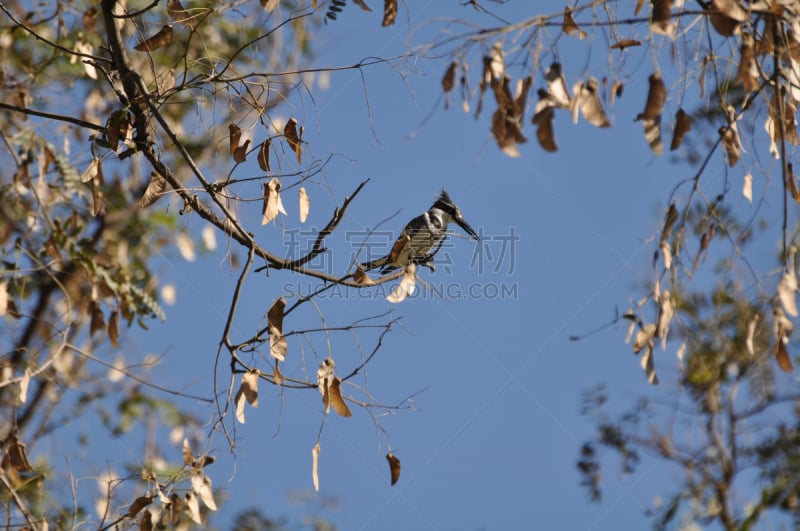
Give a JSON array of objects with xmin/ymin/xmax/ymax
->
[{"xmin": 456, "ymin": 215, "xmax": 479, "ymax": 240}]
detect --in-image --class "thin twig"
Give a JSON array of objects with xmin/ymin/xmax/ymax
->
[
  {"xmin": 0, "ymin": 469, "xmax": 40, "ymax": 531},
  {"xmin": 342, "ymin": 318, "xmax": 400, "ymax": 381},
  {"xmin": 0, "ymin": 101, "xmax": 104, "ymax": 131},
  {"xmin": 0, "ymin": 3, "xmax": 112, "ymax": 64}
]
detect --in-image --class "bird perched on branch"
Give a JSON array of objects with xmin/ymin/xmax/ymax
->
[{"xmin": 360, "ymin": 190, "xmax": 479, "ymax": 273}]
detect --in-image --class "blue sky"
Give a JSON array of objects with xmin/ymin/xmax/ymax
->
[{"xmin": 61, "ymin": 1, "xmax": 791, "ymax": 530}]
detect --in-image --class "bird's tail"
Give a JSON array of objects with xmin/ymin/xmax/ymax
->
[{"xmin": 359, "ymin": 255, "xmax": 390, "ymax": 272}]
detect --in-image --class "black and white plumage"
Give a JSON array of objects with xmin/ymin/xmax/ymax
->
[{"xmin": 360, "ymin": 190, "xmax": 479, "ymax": 273}]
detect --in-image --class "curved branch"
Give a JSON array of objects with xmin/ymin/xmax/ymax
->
[
  {"xmin": 0, "ymin": 101, "xmax": 104, "ymax": 132},
  {"xmin": 0, "ymin": 3, "xmax": 111, "ymax": 64}
]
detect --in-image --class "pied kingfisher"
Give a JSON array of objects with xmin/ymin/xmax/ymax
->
[{"xmin": 360, "ymin": 190, "xmax": 479, "ymax": 273}]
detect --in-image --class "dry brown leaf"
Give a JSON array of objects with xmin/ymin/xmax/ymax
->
[
  {"xmin": 182, "ymin": 438, "xmax": 194, "ymax": 466},
  {"xmin": 661, "ymin": 241, "xmax": 673, "ymax": 270},
  {"xmin": 442, "ymin": 61, "xmax": 457, "ymax": 109},
  {"xmin": 284, "ymin": 118, "xmax": 302, "ymax": 164},
  {"xmin": 268, "ymin": 298, "xmax": 287, "ymax": 361},
  {"xmin": 228, "ymin": 123, "xmax": 242, "ymax": 157},
  {"xmin": 442, "ymin": 61, "xmax": 457, "ymax": 97},
  {"xmin": 354, "ymin": 267, "xmax": 376, "ymax": 285},
  {"xmin": 637, "ymin": 73, "xmax": 666, "ymax": 155},
  {"xmin": 386, "ymin": 453, "xmax": 401, "ymax": 486},
  {"xmin": 719, "ymin": 124, "xmax": 741, "ymax": 167},
  {"xmin": 91, "ymin": 176, "xmax": 104, "ymax": 217},
  {"xmin": 660, "ymin": 203, "xmax": 679, "ymax": 244},
  {"xmin": 83, "ymin": 7, "xmax": 98, "ymax": 32},
  {"xmin": 134, "ymin": 25, "xmax": 173, "ymax": 52},
  {"xmin": 270, "ymin": 331, "xmax": 287, "ymax": 362},
  {"xmin": 734, "ymin": 33, "xmax": 759, "ymax": 92},
  {"xmin": 261, "ymin": 0, "xmax": 279, "ymax": 11},
  {"xmin": 545, "ymin": 63, "xmax": 571, "ymax": 108},
  {"xmin": 490, "ymin": 75, "xmax": 528, "ymax": 157},
  {"xmin": 692, "ymin": 231, "xmax": 711, "ymax": 274},
  {"xmin": 128, "ymin": 496, "xmax": 152, "ymax": 518},
  {"xmin": 353, "ymin": 0, "xmax": 372, "ymax": 10},
  {"xmin": 641, "ymin": 344, "xmax": 659, "ymax": 384},
  {"xmin": 650, "ymin": 0, "xmax": 673, "ymax": 36},
  {"xmin": 267, "ymin": 298, "xmax": 285, "ymax": 336},
  {"xmin": 167, "ymin": 0, "xmax": 199, "ymax": 28},
  {"xmin": 572, "ymin": 78, "xmax": 610, "ymax": 127},
  {"xmin": 81, "ymin": 157, "xmax": 101, "ymax": 183},
  {"xmin": 73, "ymin": 37, "xmax": 97, "ymax": 79},
  {"xmin": 382, "ymin": 0, "xmax": 398, "ymax": 26},
  {"xmin": 387, "ymin": 263, "xmax": 417, "ymax": 303},
  {"xmin": 140, "ymin": 509, "xmax": 153, "ymax": 531},
  {"xmin": 633, "ymin": 323, "xmax": 657, "ymax": 353},
  {"xmin": 170, "ymin": 493, "xmax": 182, "ymax": 525},
  {"xmin": 746, "ymin": 314, "xmax": 758, "ymax": 355},
  {"xmin": 775, "ymin": 339, "xmax": 794, "ymax": 372},
  {"xmin": 706, "ymin": 0, "xmax": 746, "ymax": 37},
  {"xmin": 698, "ymin": 56, "xmax": 711, "ymax": 99},
  {"xmin": 743, "ymin": 172, "xmax": 753, "ymax": 203},
  {"xmin": 233, "ymin": 139, "xmax": 250, "ymax": 163},
  {"xmin": 235, "ymin": 368, "xmax": 260, "ymax": 424},
  {"xmin": 233, "ymin": 388, "xmax": 247, "ymax": 424},
  {"xmin": 766, "ymin": 90, "xmax": 800, "ymax": 159},
  {"xmin": 754, "ymin": 4, "xmax": 784, "ymax": 55},
  {"xmin": 491, "ymin": 109, "xmax": 519, "ymax": 158},
  {"xmin": 317, "ymin": 358, "xmax": 335, "ymax": 412},
  {"xmin": 611, "ymin": 80, "xmax": 624, "ymax": 106},
  {"xmin": 657, "ymin": 291, "xmax": 674, "ymax": 350},
  {"xmin": 106, "ymin": 110, "xmax": 128, "ymax": 151},
  {"xmin": 261, "ymin": 178, "xmax": 287, "ymax": 226},
  {"xmin": 258, "ymin": 140, "xmax": 271, "ymax": 172},
  {"xmin": 108, "ymin": 310, "xmax": 120, "ymax": 347},
  {"xmin": 273, "ymin": 363, "xmax": 284, "ymax": 385},
  {"xmin": 4, "ymin": 433, "xmax": 33, "ymax": 472},
  {"xmin": 89, "ymin": 300, "xmax": 105, "ymax": 337},
  {"xmin": 242, "ymin": 369, "xmax": 260, "ymax": 407},
  {"xmin": 0, "ymin": 282, "xmax": 7, "ymax": 316},
  {"xmin": 775, "ymin": 306, "xmax": 794, "ymax": 343},
  {"xmin": 312, "ymin": 442, "xmax": 321, "ymax": 491},
  {"xmin": 138, "ymin": 170, "xmax": 167, "ymax": 209},
  {"xmin": 641, "ymin": 116, "xmax": 663, "ymax": 154},
  {"xmin": 635, "ymin": 0, "xmax": 646, "ymax": 15},
  {"xmin": 670, "ymin": 108, "xmax": 692, "ymax": 150},
  {"xmin": 640, "ymin": 73, "xmax": 666, "ymax": 121},
  {"xmin": 562, "ymin": 6, "xmax": 587, "ymax": 39},
  {"xmin": 191, "ymin": 469, "xmax": 217, "ymax": 511},
  {"xmin": 532, "ymin": 94, "xmax": 558, "ymax": 152},
  {"xmin": 184, "ymin": 492, "xmax": 202, "ymax": 524},
  {"xmin": 298, "ymin": 187, "xmax": 310, "ymax": 223},
  {"xmin": 610, "ymin": 39, "xmax": 642, "ymax": 50},
  {"xmin": 779, "ymin": 251, "xmax": 798, "ymax": 317},
  {"xmin": 326, "ymin": 378, "xmax": 352, "ymax": 417}
]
